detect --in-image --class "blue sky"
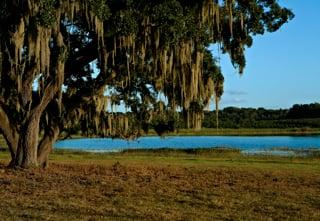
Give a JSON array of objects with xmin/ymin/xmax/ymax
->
[{"xmin": 212, "ymin": 0, "xmax": 320, "ymax": 109}]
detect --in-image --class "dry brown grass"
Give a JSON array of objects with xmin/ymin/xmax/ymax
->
[{"xmin": 0, "ymin": 151, "xmax": 319, "ymax": 220}]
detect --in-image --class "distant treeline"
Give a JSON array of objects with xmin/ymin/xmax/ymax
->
[{"xmin": 203, "ymin": 103, "xmax": 320, "ymax": 129}]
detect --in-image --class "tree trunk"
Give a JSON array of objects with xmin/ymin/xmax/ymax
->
[
  {"xmin": 37, "ymin": 126, "xmax": 60, "ymax": 168},
  {"xmin": 215, "ymin": 96, "xmax": 219, "ymax": 130},
  {"xmin": 0, "ymin": 106, "xmax": 19, "ymax": 167},
  {"xmin": 3, "ymin": 133, "xmax": 18, "ymax": 167},
  {"xmin": 14, "ymin": 112, "xmax": 41, "ymax": 168},
  {"xmin": 194, "ymin": 112, "xmax": 202, "ymax": 131},
  {"xmin": 185, "ymin": 110, "xmax": 190, "ymax": 129}
]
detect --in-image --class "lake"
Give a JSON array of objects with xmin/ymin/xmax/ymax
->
[{"xmin": 54, "ymin": 136, "xmax": 320, "ymax": 154}]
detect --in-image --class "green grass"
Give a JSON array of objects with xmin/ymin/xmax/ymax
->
[
  {"xmin": 0, "ymin": 149, "xmax": 320, "ymax": 220},
  {"xmin": 0, "ymin": 136, "xmax": 7, "ymax": 150},
  {"xmin": 50, "ymin": 148, "xmax": 320, "ymax": 170},
  {"xmin": 2, "ymin": 147, "xmax": 319, "ymax": 171}
]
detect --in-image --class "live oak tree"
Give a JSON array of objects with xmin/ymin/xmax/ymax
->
[{"xmin": 0, "ymin": 0, "xmax": 293, "ymax": 168}]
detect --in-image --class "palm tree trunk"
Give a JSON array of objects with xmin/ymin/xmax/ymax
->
[{"xmin": 215, "ymin": 96, "xmax": 219, "ymax": 130}]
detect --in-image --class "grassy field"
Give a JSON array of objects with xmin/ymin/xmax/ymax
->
[{"xmin": 0, "ymin": 149, "xmax": 319, "ymax": 220}]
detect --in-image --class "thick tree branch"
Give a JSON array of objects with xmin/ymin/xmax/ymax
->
[
  {"xmin": 20, "ymin": 63, "xmax": 37, "ymax": 107},
  {"xmin": 37, "ymin": 125, "xmax": 60, "ymax": 168},
  {"xmin": 65, "ymin": 39, "xmax": 98, "ymax": 77},
  {"xmin": 0, "ymin": 104, "xmax": 19, "ymax": 158}
]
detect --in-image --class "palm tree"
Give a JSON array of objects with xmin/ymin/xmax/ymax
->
[{"xmin": 213, "ymin": 72, "xmax": 224, "ymax": 130}]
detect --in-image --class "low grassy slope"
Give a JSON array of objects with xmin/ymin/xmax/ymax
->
[
  {"xmin": 0, "ymin": 149, "xmax": 319, "ymax": 220},
  {"xmin": 167, "ymin": 128, "xmax": 320, "ymax": 136}
]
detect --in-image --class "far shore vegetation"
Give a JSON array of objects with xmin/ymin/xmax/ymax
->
[
  {"xmin": 149, "ymin": 128, "xmax": 320, "ymax": 136},
  {"xmin": 203, "ymin": 103, "xmax": 320, "ymax": 129},
  {"xmin": 55, "ymin": 103, "xmax": 320, "ymax": 138}
]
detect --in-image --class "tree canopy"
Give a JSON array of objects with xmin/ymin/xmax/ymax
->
[{"xmin": 0, "ymin": 0, "xmax": 294, "ymax": 168}]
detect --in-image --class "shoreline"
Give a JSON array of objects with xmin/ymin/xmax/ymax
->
[
  {"xmin": 58, "ymin": 128, "xmax": 320, "ymax": 139},
  {"xmin": 3, "ymin": 147, "xmax": 318, "ymax": 159},
  {"xmin": 157, "ymin": 128, "xmax": 320, "ymax": 136},
  {"xmin": 50, "ymin": 147, "xmax": 320, "ymax": 157}
]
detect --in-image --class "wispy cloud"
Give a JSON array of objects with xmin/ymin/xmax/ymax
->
[
  {"xmin": 225, "ymin": 90, "xmax": 247, "ymax": 96},
  {"xmin": 221, "ymin": 97, "xmax": 246, "ymax": 105},
  {"xmin": 218, "ymin": 90, "xmax": 247, "ymax": 107}
]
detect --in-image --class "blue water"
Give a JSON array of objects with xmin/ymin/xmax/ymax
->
[{"xmin": 54, "ymin": 136, "xmax": 320, "ymax": 153}]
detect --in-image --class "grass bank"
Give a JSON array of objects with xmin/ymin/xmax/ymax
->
[
  {"xmin": 163, "ymin": 128, "xmax": 320, "ymax": 136},
  {"xmin": 0, "ymin": 149, "xmax": 319, "ymax": 220}
]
